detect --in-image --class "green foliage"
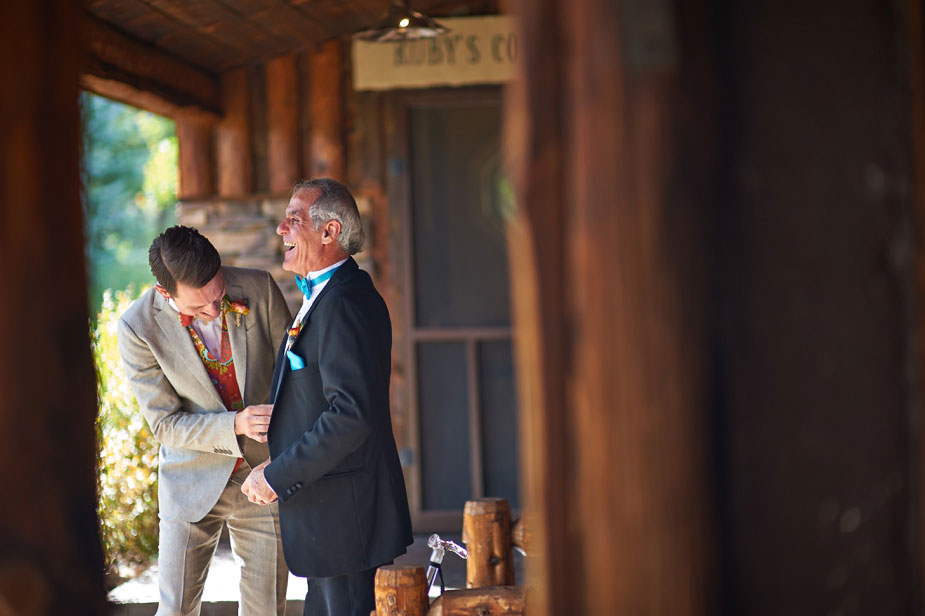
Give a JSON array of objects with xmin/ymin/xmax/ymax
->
[
  {"xmin": 81, "ymin": 93, "xmax": 178, "ymax": 319},
  {"xmin": 94, "ymin": 288, "xmax": 159, "ymax": 571}
]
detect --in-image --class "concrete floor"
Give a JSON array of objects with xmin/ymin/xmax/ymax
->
[{"xmin": 108, "ymin": 533, "xmax": 507, "ymax": 615}]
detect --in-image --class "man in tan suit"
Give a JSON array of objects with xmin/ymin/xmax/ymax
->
[{"xmin": 118, "ymin": 225, "xmax": 291, "ymax": 615}]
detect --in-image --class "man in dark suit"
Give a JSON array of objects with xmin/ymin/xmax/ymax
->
[{"xmin": 241, "ymin": 178, "xmax": 413, "ymax": 616}]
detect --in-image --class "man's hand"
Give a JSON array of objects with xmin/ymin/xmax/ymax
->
[
  {"xmin": 234, "ymin": 404, "xmax": 273, "ymax": 442},
  {"xmin": 242, "ymin": 459, "xmax": 278, "ymax": 505}
]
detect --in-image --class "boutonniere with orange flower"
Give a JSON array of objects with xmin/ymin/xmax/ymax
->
[{"xmin": 222, "ymin": 295, "xmax": 250, "ymax": 326}]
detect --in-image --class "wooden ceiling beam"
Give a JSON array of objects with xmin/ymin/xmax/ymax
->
[{"xmin": 81, "ymin": 12, "xmax": 221, "ymax": 120}]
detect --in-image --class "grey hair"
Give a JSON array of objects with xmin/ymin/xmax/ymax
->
[{"xmin": 292, "ymin": 178, "xmax": 365, "ymax": 255}]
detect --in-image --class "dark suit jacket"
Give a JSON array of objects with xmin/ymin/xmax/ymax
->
[{"xmin": 264, "ymin": 258, "xmax": 413, "ymax": 579}]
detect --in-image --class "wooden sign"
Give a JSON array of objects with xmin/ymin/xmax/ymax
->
[{"xmin": 352, "ymin": 15, "xmax": 518, "ymax": 91}]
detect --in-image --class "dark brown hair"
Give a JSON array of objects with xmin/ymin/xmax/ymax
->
[{"xmin": 148, "ymin": 225, "xmax": 221, "ymax": 295}]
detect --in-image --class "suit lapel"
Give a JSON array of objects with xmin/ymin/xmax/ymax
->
[
  {"xmin": 226, "ymin": 281, "xmax": 248, "ymax": 401},
  {"xmin": 273, "ymin": 258, "xmax": 358, "ymax": 398},
  {"xmin": 153, "ymin": 292, "xmax": 225, "ymax": 410}
]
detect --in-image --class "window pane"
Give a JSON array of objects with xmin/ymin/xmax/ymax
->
[
  {"xmin": 418, "ymin": 342, "xmax": 471, "ymax": 510},
  {"xmin": 479, "ymin": 340, "xmax": 519, "ymax": 508},
  {"xmin": 410, "ymin": 104, "xmax": 511, "ymax": 328}
]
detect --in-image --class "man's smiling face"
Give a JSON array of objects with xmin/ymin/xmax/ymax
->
[
  {"xmin": 277, "ymin": 188, "xmax": 326, "ymax": 277},
  {"xmin": 163, "ymin": 271, "xmax": 226, "ymax": 322}
]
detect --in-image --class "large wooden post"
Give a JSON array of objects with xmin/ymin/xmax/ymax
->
[
  {"xmin": 374, "ymin": 565, "xmax": 428, "ymax": 616},
  {"xmin": 0, "ymin": 0, "xmax": 106, "ymax": 612},
  {"xmin": 176, "ymin": 115, "xmax": 214, "ymax": 200},
  {"xmin": 308, "ymin": 40, "xmax": 344, "ymax": 180},
  {"xmin": 266, "ymin": 53, "xmax": 300, "ymax": 194},
  {"xmin": 216, "ymin": 67, "xmax": 252, "ymax": 196},
  {"xmin": 506, "ymin": 0, "xmax": 715, "ymax": 614},
  {"xmin": 463, "ymin": 498, "xmax": 515, "ymax": 588}
]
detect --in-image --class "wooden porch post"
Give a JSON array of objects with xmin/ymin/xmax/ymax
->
[
  {"xmin": 0, "ymin": 0, "xmax": 106, "ymax": 612},
  {"xmin": 308, "ymin": 40, "xmax": 345, "ymax": 181},
  {"xmin": 216, "ymin": 67, "xmax": 253, "ymax": 197},
  {"xmin": 177, "ymin": 115, "xmax": 215, "ymax": 200},
  {"xmin": 506, "ymin": 0, "xmax": 715, "ymax": 614},
  {"xmin": 266, "ymin": 53, "xmax": 300, "ymax": 194}
]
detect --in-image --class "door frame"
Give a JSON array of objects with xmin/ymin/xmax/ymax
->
[{"xmin": 393, "ymin": 86, "xmax": 512, "ymax": 531}]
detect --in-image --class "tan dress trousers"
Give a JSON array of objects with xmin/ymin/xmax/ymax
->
[{"xmin": 155, "ymin": 463, "xmax": 288, "ymax": 616}]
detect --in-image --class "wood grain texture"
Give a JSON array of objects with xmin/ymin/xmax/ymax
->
[
  {"xmin": 141, "ymin": 0, "xmax": 280, "ymax": 67},
  {"xmin": 427, "ymin": 586, "xmax": 526, "ymax": 616},
  {"xmin": 503, "ymin": 1, "xmax": 568, "ymax": 613},
  {"xmin": 216, "ymin": 67, "xmax": 253, "ymax": 196},
  {"xmin": 0, "ymin": 0, "xmax": 106, "ymax": 611},
  {"xmin": 462, "ymin": 499, "xmax": 514, "ymax": 588},
  {"xmin": 177, "ymin": 116, "xmax": 215, "ymax": 199},
  {"xmin": 505, "ymin": 0, "xmax": 714, "ymax": 614},
  {"xmin": 308, "ymin": 39, "xmax": 345, "ymax": 180},
  {"xmin": 81, "ymin": 11, "xmax": 221, "ymax": 118},
  {"xmin": 86, "ymin": 0, "xmax": 235, "ymax": 69},
  {"xmin": 374, "ymin": 565, "xmax": 428, "ymax": 616},
  {"xmin": 84, "ymin": 1, "xmax": 501, "ymax": 72},
  {"xmin": 266, "ymin": 54, "xmax": 300, "ymax": 194}
]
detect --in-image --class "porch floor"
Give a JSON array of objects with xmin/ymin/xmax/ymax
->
[{"xmin": 108, "ymin": 533, "xmax": 482, "ymax": 615}]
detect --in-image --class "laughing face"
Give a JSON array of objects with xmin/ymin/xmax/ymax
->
[
  {"xmin": 156, "ymin": 271, "xmax": 226, "ymax": 323},
  {"xmin": 277, "ymin": 188, "xmax": 326, "ymax": 277}
]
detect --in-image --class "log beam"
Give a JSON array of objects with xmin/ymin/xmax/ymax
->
[
  {"xmin": 308, "ymin": 40, "xmax": 344, "ymax": 180},
  {"xmin": 176, "ymin": 116, "xmax": 214, "ymax": 200},
  {"xmin": 428, "ymin": 586, "xmax": 526, "ymax": 616},
  {"xmin": 216, "ymin": 68, "xmax": 253, "ymax": 197},
  {"xmin": 80, "ymin": 12, "xmax": 220, "ymax": 120},
  {"xmin": 266, "ymin": 54, "xmax": 300, "ymax": 194}
]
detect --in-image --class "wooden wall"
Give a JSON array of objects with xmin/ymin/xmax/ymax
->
[
  {"xmin": 169, "ymin": 40, "xmax": 376, "ymax": 314},
  {"xmin": 0, "ymin": 0, "xmax": 107, "ymax": 613}
]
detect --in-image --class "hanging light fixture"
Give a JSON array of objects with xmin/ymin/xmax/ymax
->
[{"xmin": 354, "ymin": 0, "xmax": 449, "ymax": 42}]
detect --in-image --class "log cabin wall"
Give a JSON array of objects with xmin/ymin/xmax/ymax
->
[{"xmin": 173, "ymin": 42, "xmax": 380, "ymax": 309}]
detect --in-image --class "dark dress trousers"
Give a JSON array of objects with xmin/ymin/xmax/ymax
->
[{"xmin": 264, "ymin": 258, "xmax": 413, "ymax": 582}]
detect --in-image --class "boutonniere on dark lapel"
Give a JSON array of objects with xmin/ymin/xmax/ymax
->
[{"xmin": 222, "ymin": 295, "xmax": 249, "ymax": 326}]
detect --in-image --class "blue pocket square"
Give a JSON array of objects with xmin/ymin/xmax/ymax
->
[{"xmin": 287, "ymin": 350, "xmax": 306, "ymax": 371}]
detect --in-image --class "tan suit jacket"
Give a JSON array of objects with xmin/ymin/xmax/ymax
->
[{"xmin": 118, "ymin": 266, "xmax": 292, "ymax": 522}]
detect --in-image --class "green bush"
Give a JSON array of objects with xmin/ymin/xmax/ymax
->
[{"xmin": 93, "ymin": 287, "xmax": 159, "ymax": 573}]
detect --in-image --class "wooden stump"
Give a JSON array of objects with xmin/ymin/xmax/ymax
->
[
  {"xmin": 463, "ymin": 498, "xmax": 515, "ymax": 588},
  {"xmin": 374, "ymin": 564, "xmax": 428, "ymax": 616},
  {"xmin": 427, "ymin": 586, "xmax": 526, "ymax": 616}
]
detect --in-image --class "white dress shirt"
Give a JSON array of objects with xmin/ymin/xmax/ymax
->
[{"xmin": 290, "ymin": 258, "xmax": 348, "ymax": 330}]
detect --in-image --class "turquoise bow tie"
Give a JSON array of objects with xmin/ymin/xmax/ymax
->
[
  {"xmin": 294, "ymin": 275, "xmax": 311, "ymax": 298},
  {"xmin": 295, "ymin": 267, "xmax": 338, "ymax": 299}
]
